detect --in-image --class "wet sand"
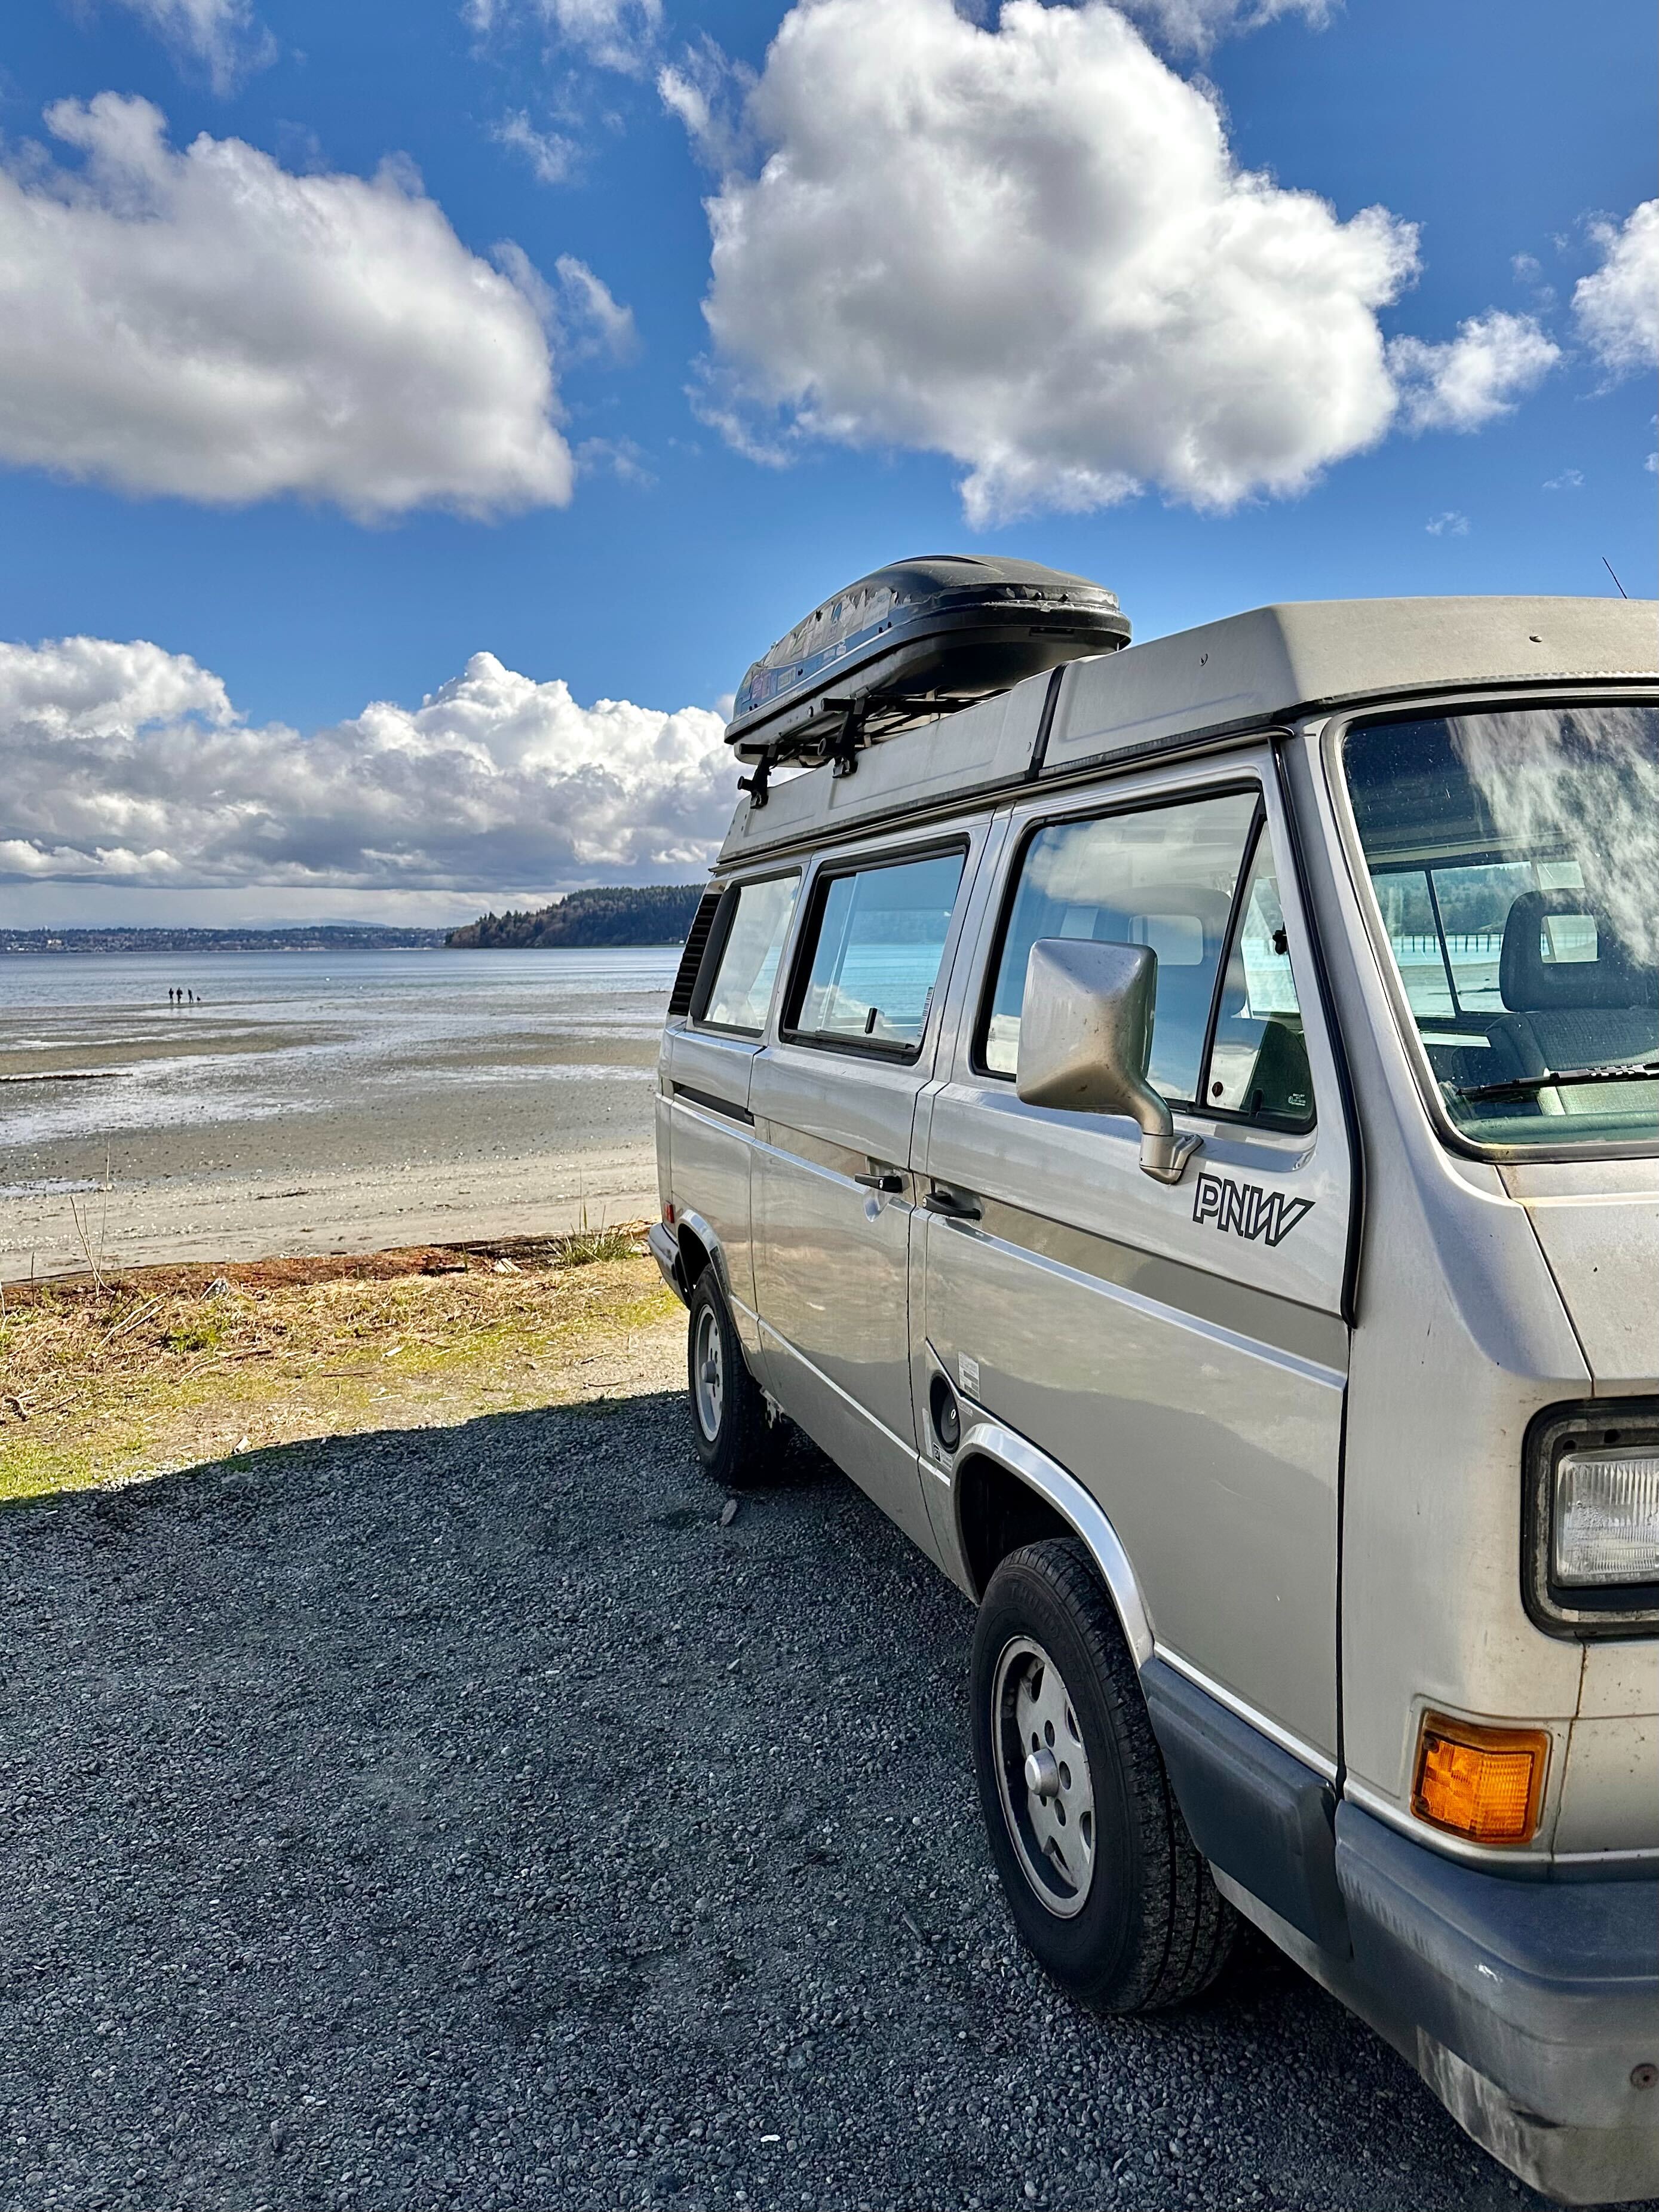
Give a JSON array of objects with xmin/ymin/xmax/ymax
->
[{"xmin": 0, "ymin": 951, "xmax": 669, "ymax": 1281}]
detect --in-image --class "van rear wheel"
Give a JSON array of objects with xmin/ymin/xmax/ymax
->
[
  {"xmin": 971, "ymin": 1538, "xmax": 1236, "ymax": 2011},
  {"xmin": 686, "ymin": 1271, "xmax": 772, "ymax": 1489}
]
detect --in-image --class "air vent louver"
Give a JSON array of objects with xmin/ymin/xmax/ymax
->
[{"xmin": 668, "ymin": 888, "xmax": 724, "ymax": 1017}]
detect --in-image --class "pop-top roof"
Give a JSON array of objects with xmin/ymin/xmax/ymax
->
[{"xmin": 717, "ymin": 594, "xmax": 1657, "ymax": 866}]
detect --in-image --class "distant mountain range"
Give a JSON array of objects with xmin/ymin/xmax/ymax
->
[
  {"xmin": 1, "ymin": 924, "xmax": 449, "ymax": 954},
  {"xmin": 446, "ymin": 885, "xmax": 704, "ymax": 949}
]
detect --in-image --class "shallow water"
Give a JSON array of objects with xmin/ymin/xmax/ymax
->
[
  {"xmin": 0, "ymin": 949, "xmax": 678, "ymax": 1274},
  {"xmin": 0, "ymin": 948, "xmax": 677, "ymax": 1155}
]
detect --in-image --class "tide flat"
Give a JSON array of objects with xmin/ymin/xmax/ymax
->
[{"xmin": 0, "ymin": 947, "xmax": 675, "ymax": 1280}]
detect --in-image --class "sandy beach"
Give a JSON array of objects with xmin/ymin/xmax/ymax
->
[{"xmin": 0, "ymin": 948, "xmax": 670, "ymax": 1281}]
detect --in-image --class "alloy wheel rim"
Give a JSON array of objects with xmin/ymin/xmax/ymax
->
[
  {"xmin": 991, "ymin": 1634, "xmax": 1097, "ymax": 1918},
  {"xmin": 693, "ymin": 1305, "xmax": 723, "ymax": 1440}
]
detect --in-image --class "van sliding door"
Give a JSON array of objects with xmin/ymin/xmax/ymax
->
[{"xmin": 750, "ymin": 830, "xmax": 987, "ymax": 1558}]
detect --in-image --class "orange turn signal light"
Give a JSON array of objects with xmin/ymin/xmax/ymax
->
[{"xmin": 1412, "ymin": 1713, "xmax": 1550, "ymax": 1846}]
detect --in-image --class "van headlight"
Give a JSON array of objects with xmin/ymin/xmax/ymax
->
[
  {"xmin": 1526, "ymin": 1405, "xmax": 1659, "ymax": 1636},
  {"xmin": 1555, "ymin": 1444, "xmax": 1659, "ymax": 1585}
]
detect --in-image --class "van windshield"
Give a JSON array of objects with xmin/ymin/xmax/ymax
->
[{"xmin": 1342, "ymin": 704, "xmax": 1658, "ymax": 1153}]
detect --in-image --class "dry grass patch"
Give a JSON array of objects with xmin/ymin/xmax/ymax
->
[{"xmin": 0, "ymin": 1226, "xmax": 680, "ymax": 1504}]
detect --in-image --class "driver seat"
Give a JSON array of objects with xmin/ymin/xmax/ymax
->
[{"xmin": 1489, "ymin": 890, "xmax": 1657, "ymax": 1078}]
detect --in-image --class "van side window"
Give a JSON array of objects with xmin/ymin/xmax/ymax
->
[
  {"xmin": 982, "ymin": 791, "xmax": 1258, "ymax": 1103},
  {"xmin": 786, "ymin": 848, "xmax": 967, "ymax": 1056},
  {"xmin": 1204, "ymin": 826, "xmax": 1314, "ymax": 1127},
  {"xmin": 699, "ymin": 873, "xmax": 800, "ymax": 1033}
]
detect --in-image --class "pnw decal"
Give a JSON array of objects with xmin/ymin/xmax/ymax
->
[{"xmin": 1192, "ymin": 1170, "xmax": 1313, "ymax": 1247}]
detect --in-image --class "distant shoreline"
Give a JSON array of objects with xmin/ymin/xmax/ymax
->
[
  {"xmin": 0, "ymin": 932, "xmax": 690, "ymax": 955},
  {"xmin": 3, "ymin": 888, "xmax": 705, "ymax": 955},
  {"xmin": 1, "ymin": 927, "xmax": 449, "ymax": 955}
]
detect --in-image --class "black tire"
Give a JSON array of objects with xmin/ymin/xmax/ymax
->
[
  {"xmin": 971, "ymin": 1538, "xmax": 1237, "ymax": 2012},
  {"xmin": 685, "ymin": 1269, "xmax": 774, "ymax": 1488}
]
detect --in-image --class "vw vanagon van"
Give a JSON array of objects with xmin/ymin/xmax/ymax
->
[{"xmin": 649, "ymin": 575, "xmax": 1659, "ymax": 2203}]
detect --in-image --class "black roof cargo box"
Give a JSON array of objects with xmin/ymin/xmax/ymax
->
[{"xmin": 725, "ymin": 554, "xmax": 1130, "ymax": 766}]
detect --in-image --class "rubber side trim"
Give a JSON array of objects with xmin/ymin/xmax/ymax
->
[
  {"xmin": 1142, "ymin": 1655, "xmax": 1349, "ymax": 1953},
  {"xmin": 671, "ymin": 1082, "xmax": 755, "ymax": 1125}
]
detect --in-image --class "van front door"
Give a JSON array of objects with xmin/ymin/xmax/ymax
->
[
  {"xmin": 921, "ymin": 756, "xmax": 1352, "ymax": 1765},
  {"xmin": 751, "ymin": 839, "xmax": 976, "ymax": 1557}
]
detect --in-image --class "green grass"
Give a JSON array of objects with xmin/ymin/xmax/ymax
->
[{"xmin": 0, "ymin": 1245, "xmax": 679, "ymax": 1505}]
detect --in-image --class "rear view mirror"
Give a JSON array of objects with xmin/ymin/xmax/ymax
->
[{"xmin": 1014, "ymin": 938, "xmax": 1203, "ymax": 1185}]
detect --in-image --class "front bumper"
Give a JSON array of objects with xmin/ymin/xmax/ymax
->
[
  {"xmin": 646, "ymin": 1221, "xmax": 688, "ymax": 1304},
  {"xmin": 1335, "ymin": 1804, "xmax": 1659, "ymax": 2204}
]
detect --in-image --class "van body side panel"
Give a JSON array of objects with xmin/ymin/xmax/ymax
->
[
  {"xmin": 750, "ymin": 1053, "xmax": 937, "ymax": 1556},
  {"xmin": 745, "ymin": 824, "xmax": 991, "ymax": 1562},
  {"xmin": 922, "ymin": 750, "xmax": 1352, "ymax": 1761},
  {"xmin": 1286, "ymin": 729, "xmax": 1593, "ymax": 1835},
  {"xmin": 921, "ymin": 1110, "xmax": 1345, "ymax": 1756},
  {"xmin": 664, "ymin": 1028, "xmax": 763, "ymax": 1340}
]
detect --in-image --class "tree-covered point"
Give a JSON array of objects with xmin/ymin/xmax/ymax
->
[{"xmin": 446, "ymin": 885, "xmax": 706, "ymax": 949}]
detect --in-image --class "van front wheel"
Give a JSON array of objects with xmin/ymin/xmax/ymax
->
[
  {"xmin": 971, "ymin": 1538, "xmax": 1235, "ymax": 2012},
  {"xmin": 685, "ymin": 1271, "xmax": 771, "ymax": 1489}
]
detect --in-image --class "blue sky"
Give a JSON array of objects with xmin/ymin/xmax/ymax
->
[{"xmin": 0, "ymin": 0, "xmax": 1653, "ymax": 924}]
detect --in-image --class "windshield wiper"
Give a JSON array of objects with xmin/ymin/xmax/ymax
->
[{"xmin": 1450, "ymin": 1059, "xmax": 1659, "ymax": 1105}]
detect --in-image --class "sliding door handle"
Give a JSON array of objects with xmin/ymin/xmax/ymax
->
[
  {"xmin": 922, "ymin": 1186, "xmax": 981, "ymax": 1221},
  {"xmin": 853, "ymin": 1171, "xmax": 906, "ymax": 1194}
]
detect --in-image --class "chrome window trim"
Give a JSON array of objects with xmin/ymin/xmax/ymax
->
[{"xmin": 1320, "ymin": 684, "xmax": 1659, "ymax": 1168}]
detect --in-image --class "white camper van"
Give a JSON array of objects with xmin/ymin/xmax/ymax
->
[{"xmin": 649, "ymin": 569, "xmax": 1659, "ymax": 2203}]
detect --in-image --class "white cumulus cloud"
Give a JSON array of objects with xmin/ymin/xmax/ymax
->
[
  {"xmin": 681, "ymin": 0, "xmax": 1418, "ymax": 524},
  {"xmin": 1388, "ymin": 311, "xmax": 1560, "ymax": 433},
  {"xmin": 0, "ymin": 94, "xmax": 578, "ymax": 519},
  {"xmin": 107, "ymin": 0, "xmax": 274, "ymax": 91},
  {"xmin": 0, "ymin": 637, "xmax": 735, "ymax": 898},
  {"xmin": 1573, "ymin": 201, "xmax": 1659, "ymax": 377}
]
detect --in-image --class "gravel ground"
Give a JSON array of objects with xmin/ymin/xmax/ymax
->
[{"xmin": 0, "ymin": 1330, "xmax": 1614, "ymax": 2211}]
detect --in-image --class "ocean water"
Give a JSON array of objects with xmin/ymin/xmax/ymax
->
[{"xmin": 0, "ymin": 948, "xmax": 679, "ymax": 1155}]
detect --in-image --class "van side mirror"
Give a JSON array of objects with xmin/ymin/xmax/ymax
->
[{"xmin": 1014, "ymin": 938, "xmax": 1203, "ymax": 1186}]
